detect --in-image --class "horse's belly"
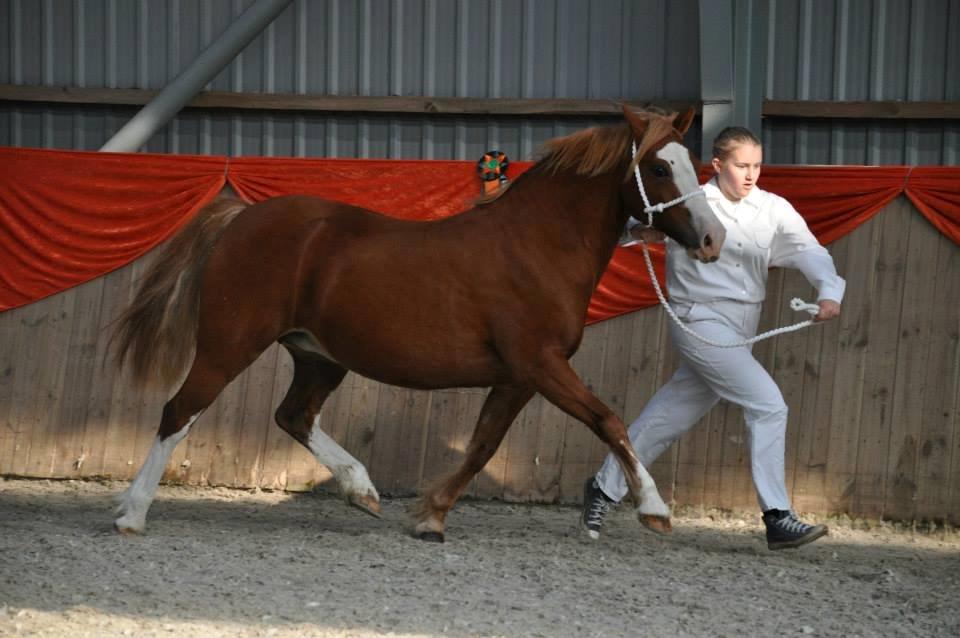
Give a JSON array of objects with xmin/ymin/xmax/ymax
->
[
  {"xmin": 346, "ymin": 337, "xmax": 509, "ymax": 389},
  {"xmin": 282, "ymin": 327, "xmax": 507, "ymax": 390},
  {"xmin": 356, "ymin": 360, "xmax": 505, "ymax": 390}
]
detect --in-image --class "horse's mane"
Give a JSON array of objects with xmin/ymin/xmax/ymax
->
[
  {"xmin": 541, "ymin": 110, "xmax": 678, "ymax": 177},
  {"xmin": 476, "ymin": 109, "xmax": 678, "ymax": 205}
]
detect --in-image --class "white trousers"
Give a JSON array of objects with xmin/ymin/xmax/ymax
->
[{"xmin": 596, "ymin": 299, "xmax": 791, "ymax": 512}]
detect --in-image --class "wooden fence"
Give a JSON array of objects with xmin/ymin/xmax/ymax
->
[{"xmin": 1, "ymin": 197, "xmax": 957, "ymax": 524}]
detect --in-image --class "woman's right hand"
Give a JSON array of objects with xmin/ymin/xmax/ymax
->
[{"xmin": 814, "ymin": 299, "xmax": 841, "ymax": 322}]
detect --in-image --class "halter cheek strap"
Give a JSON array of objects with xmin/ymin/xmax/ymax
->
[{"xmin": 631, "ymin": 141, "xmax": 706, "ymax": 228}]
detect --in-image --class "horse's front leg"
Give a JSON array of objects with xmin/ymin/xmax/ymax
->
[
  {"xmin": 532, "ymin": 353, "xmax": 672, "ymax": 534},
  {"xmin": 413, "ymin": 384, "xmax": 534, "ymax": 542}
]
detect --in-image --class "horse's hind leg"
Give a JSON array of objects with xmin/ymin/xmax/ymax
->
[
  {"xmin": 115, "ymin": 352, "xmax": 234, "ymax": 534},
  {"xmin": 531, "ymin": 354, "xmax": 671, "ymax": 534},
  {"xmin": 275, "ymin": 346, "xmax": 380, "ymax": 516},
  {"xmin": 413, "ymin": 384, "xmax": 534, "ymax": 542}
]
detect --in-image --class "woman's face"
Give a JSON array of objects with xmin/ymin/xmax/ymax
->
[{"xmin": 712, "ymin": 142, "xmax": 762, "ymax": 202}]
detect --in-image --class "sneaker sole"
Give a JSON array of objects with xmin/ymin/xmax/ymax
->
[{"xmin": 767, "ymin": 525, "xmax": 828, "ymax": 550}]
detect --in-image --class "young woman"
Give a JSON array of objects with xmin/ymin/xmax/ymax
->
[{"xmin": 583, "ymin": 127, "xmax": 844, "ymax": 550}]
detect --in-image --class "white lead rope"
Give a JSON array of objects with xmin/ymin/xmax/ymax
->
[{"xmin": 639, "ymin": 240, "xmax": 821, "ymax": 348}]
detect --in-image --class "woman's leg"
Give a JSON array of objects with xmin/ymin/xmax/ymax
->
[
  {"xmin": 666, "ymin": 305, "xmax": 791, "ymax": 512},
  {"xmin": 594, "ymin": 361, "xmax": 719, "ymax": 502}
]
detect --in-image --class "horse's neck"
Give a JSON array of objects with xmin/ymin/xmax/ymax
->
[{"xmin": 508, "ymin": 168, "xmax": 629, "ymax": 266}]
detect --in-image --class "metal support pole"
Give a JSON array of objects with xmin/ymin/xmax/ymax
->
[
  {"xmin": 101, "ymin": 0, "xmax": 293, "ymax": 152},
  {"xmin": 733, "ymin": 0, "xmax": 767, "ymax": 138},
  {"xmin": 699, "ymin": 0, "xmax": 735, "ymax": 162},
  {"xmin": 698, "ymin": 0, "xmax": 767, "ymax": 161}
]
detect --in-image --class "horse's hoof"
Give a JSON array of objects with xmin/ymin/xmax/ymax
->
[
  {"xmin": 416, "ymin": 530, "xmax": 445, "ymax": 543},
  {"xmin": 349, "ymin": 493, "xmax": 382, "ymax": 519},
  {"xmin": 638, "ymin": 514, "xmax": 673, "ymax": 534},
  {"xmin": 114, "ymin": 522, "xmax": 144, "ymax": 536}
]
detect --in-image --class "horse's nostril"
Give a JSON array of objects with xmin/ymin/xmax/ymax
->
[
  {"xmin": 703, "ymin": 233, "xmax": 713, "ymax": 248},
  {"xmin": 709, "ymin": 256, "xmax": 719, "ymax": 263}
]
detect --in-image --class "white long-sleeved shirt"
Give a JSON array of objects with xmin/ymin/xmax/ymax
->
[{"xmin": 659, "ymin": 178, "xmax": 846, "ymax": 306}]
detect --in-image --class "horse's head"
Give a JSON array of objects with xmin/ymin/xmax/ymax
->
[{"xmin": 621, "ymin": 106, "xmax": 725, "ymax": 263}]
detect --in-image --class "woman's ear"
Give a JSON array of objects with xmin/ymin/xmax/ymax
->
[{"xmin": 711, "ymin": 156, "xmax": 723, "ymax": 174}]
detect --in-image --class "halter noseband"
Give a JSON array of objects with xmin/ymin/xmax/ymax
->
[{"xmin": 631, "ymin": 141, "xmax": 706, "ymax": 228}]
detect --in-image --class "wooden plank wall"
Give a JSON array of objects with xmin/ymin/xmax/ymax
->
[{"xmin": 1, "ymin": 198, "xmax": 957, "ymax": 524}]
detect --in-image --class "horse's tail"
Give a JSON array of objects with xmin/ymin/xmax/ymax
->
[{"xmin": 111, "ymin": 198, "xmax": 248, "ymax": 391}]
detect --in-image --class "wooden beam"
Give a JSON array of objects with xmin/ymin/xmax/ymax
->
[
  {"xmin": 5, "ymin": 85, "xmax": 956, "ymax": 120},
  {"xmin": 763, "ymin": 99, "xmax": 960, "ymax": 120},
  {"xmin": 0, "ymin": 84, "xmax": 696, "ymax": 117}
]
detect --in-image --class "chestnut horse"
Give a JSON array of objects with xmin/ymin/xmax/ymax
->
[{"xmin": 112, "ymin": 106, "xmax": 725, "ymax": 541}]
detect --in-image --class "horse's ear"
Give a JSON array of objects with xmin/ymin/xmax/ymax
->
[
  {"xmin": 674, "ymin": 106, "xmax": 696, "ymax": 136},
  {"xmin": 622, "ymin": 105, "xmax": 650, "ymax": 139}
]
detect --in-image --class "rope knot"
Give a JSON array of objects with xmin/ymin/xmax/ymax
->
[{"xmin": 790, "ymin": 298, "xmax": 820, "ymax": 315}]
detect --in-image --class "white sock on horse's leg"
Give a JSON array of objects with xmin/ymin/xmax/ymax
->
[
  {"xmin": 614, "ymin": 446, "xmax": 670, "ymax": 519},
  {"xmin": 306, "ymin": 417, "xmax": 380, "ymax": 512},
  {"xmin": 114, "ymin": 415, "xmax": 198, "ymax": 533},
  {"xmin": 635, "ymin": 462, "xmax": 670, "ymax": 518}
]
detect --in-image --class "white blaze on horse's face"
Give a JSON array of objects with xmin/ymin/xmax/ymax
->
[{"xmin": 656, "ymin": 142, "xmax": 726, "ymax": 262}]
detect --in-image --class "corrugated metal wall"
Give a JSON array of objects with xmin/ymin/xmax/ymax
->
[
  {"xmin": 762, "ymin": 0, "xmax": 960, "ymax": 165},
  {"xmin": 3, "ymin": 0, "xmax": 955, "ymax": 164},
  {"xmin": 0, "ymin": 0, "xmax": 701, "ymax": 160}
]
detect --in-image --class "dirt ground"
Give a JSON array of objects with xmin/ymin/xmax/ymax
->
[{"xmin": 1, "ymin": 478, "xmax": 958, "ymax": 638}]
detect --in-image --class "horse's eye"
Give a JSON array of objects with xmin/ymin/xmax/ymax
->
[{"xmin": 650, "ymin": 165, "xmax": 669, "ymax": 178}]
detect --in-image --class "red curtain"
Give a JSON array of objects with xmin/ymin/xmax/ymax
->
[
  {"xmin": 1, "ymin": 147, "xmax": 957, "ymax": 321},
  {"xmin": 904, "ymin": 167, "xmax": 960, "ymax": 244},
  {"xmin": 229, "ymin": 157, "xmax": 481, "ymax": 221},
  {"xmin": 0, "ymin": 147, "xmax": 226, "ymax": 311},
  {"xmin": 752, "ymin": 166, "xmax": 909, "ymax": 245}
]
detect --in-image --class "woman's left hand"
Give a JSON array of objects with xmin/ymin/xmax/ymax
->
[{"xmin": 814, "ymin": 299, "xmax": 841, "ymax": 322}]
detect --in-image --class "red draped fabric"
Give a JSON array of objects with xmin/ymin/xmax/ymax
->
[
  {"xmin": 1, "ymin": 147, "xmax": 958, "ymax": 321},
  {"xmin": 228, "ymin": 157, "xmax": 482, "ymax": 221},
  {"xmin": 0, "ymin": 148, "xmax": 226, "ymax": 311},
  {"xmin": 904, "ymin": 167, "xmax": 960, "ymax": 245},
  {"xmin": 752, "ymin": 166, "xmax": 909, "ymax": 245}
]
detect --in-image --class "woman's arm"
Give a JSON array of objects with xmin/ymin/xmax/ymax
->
[{"xmin": 768, "ymin": 197, "xmax": 846, "ymax": 312}]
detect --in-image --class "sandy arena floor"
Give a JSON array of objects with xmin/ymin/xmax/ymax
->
[{"xmin": 1, "ymin": 478, "xmax": 958, "ymax": 637}]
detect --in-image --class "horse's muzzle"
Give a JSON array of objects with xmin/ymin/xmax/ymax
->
[{"xmin": 688, "ymin": 229, "xmax": 724, "ymax": 263}]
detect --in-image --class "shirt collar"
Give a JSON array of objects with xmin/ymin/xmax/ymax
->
[{"xmin": 703, "ymin": 176, "xmax": 762, "ymax": 209}]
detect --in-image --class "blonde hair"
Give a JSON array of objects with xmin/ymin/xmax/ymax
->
[{"xmin": 712, "ymin": 126, "xmax": 761, "ymax": 161}]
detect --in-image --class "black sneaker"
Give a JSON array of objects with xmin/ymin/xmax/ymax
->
[
  {"xmin": 581, "ymin": 478, "xmax": 616, "ymax": 540},
  {"xmin": 763, "ymin": 510, "xmax": 828, "ymax": 550}
]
